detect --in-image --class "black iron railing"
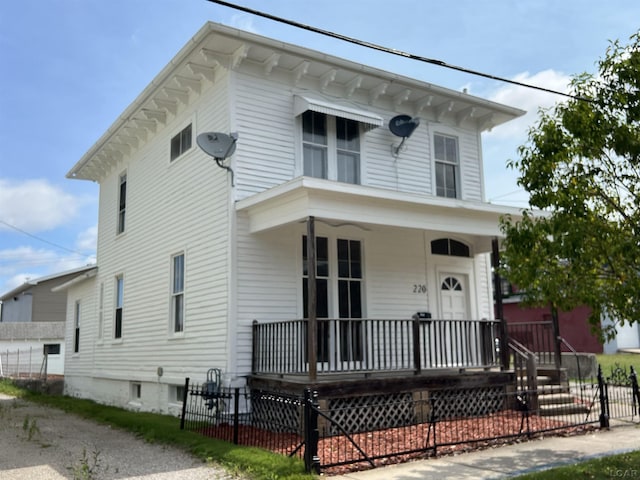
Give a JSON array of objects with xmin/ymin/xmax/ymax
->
[
  {"xmin": 507, "ymin": 321, "xmax": 557, "ymax": 366},
  {"xmin": 251, "ymin": 317, "xmax": 501, "ymax": 376},
  {"xmin": 181, "ymin": 364, "xmax": 640, "ymax": 474}
]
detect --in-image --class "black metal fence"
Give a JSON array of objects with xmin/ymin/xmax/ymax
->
[{"xmin": 181, "ymin": 365, "xmax": 640, "ymax": 474}]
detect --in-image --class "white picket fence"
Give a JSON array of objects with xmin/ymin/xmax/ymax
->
[{"xmin": 0, "ymin": 347, "xmax": 48, "ymax": 379}]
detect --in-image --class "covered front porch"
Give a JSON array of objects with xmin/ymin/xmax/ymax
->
[{"xmin": 236, "ymin": 177, "xmax": 522, "ymax": 394}]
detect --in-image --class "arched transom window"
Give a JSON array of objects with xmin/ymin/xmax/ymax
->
[{"xmin": 431, "ymin": 238, "xmax": 470, "ymax": 257}]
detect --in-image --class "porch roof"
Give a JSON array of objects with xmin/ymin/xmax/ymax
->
[{"xmin": 236, "ymin": 177, "xmax": 524, "ymax": 249}]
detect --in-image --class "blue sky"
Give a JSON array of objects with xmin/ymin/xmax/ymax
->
[{"xmin": 0, "ymin": 0, "xmax": 639, "ymax": 294}]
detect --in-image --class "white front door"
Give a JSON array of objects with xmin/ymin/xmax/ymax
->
[{"xmin": 437, "ymin": 273, "xmax": 470, "ymax": 367}]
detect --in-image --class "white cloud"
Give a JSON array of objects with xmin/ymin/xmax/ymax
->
[
  {"xmin": 76, "ymin": 225, "xmax": 97, "ymax": 252},
  {"xmin": 0, "ymin": 179, "xmax": 80, "ymax": 232},
  {"xmin": 486, "ymin": 69, "xmax": 572, "ymax": 140},
  {"xmin": 480, "ymin": 70, "xmax": 572, "ymax": 206},
  {"xmin": 0, "ymin": 245, "xmax": 94, "ymax": 294},
  {"xmin": 230, "ymin": 15, "xmax": 258, "ymax": 33}
]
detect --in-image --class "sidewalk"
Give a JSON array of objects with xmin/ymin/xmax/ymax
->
[{"xmin": 330, "ymin": 423, "xmax": 640, "ymax": 479}]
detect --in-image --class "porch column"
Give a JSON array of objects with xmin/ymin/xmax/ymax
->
[
  {"xmin": 307, "ymin": 216, "xmax": 318, "ymax": 381},
  {"xmin": 492, "ymin": 237, "xmax": 509, "ymax": 370}
]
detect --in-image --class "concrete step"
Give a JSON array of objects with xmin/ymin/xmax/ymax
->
[
  {"xmin": 538, "ymin": 393, "xmax": 575, "ymax": 406},
  {"xmin": 539, "ymin": 402, "xmax": 590, "ymax": 416}
]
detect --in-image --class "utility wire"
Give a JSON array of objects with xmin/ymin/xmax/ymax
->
[
  {"xmin": 208, "ymin": 0, "xmax": 590, "ymax": 103},
  {"xmin": 0, "ymin": 219, "xmax": 90, "ymax": 257}
]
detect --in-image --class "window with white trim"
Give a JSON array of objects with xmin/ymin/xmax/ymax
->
[
  {"xmin": 115, "ymin": 275, "xmax": 124, "ymax": 339},
  {"xmin": 117, "ymin": 172, "xmax": 127, "ymax": 234},
  {"xmin": 171, "ymin": 253, "xmax": 185, "ymax": 333},
  {"xmin": 302, "ymin": 111, "xmax": 361, "ymax": 184},
  {"xmin": 73, "ymin": 301, "xmax": 80, "ymax": 353},
  {"xmin": 170, "ymin": 123, "xmax": 192, "ymax": 161},
  {"xmin": 434, "ymin": 133, "xmax": 459, "ymax": 198}
]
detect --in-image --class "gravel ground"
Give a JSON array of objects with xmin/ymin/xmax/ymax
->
[{"xmin": 0, "ymin": 393, "xmax": 241, "ymax": 480}]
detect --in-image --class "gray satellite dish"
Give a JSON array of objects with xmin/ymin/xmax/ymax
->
[
  {"xmin": 197, "ymin": 132, "xmax": 237, "ymax": 160},
  {"xmin": 389, "ymin": 115, "xmax": 420, "ymax": 157},
  {"xmin": 197, "ymin": 132, "xmax": 238, "ymax": 186}
]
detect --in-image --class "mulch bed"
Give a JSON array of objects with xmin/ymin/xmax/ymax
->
[{"xmin": 197, "ymin": 409, "xmax": 598, "ymax": 474}]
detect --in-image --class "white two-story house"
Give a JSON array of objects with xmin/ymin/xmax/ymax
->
[{"xmin": 61, "ymin": 22, "xmax": 525, "ymax": 414}]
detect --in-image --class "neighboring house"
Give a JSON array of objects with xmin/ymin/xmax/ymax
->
[
  {"xmin": 0, "ymin": 266, "xmax": 96, "ymax": 376},
  {"xmin": 500, "ymin": 289, "xmax": 603, "ymax": 354},
  {"xmin": 500, "ymin": 284, "xmax": 640, "ymax": 355},
  {"xmin": 60, "ymin": 22, "xmax": 526, "ymax": 415}
]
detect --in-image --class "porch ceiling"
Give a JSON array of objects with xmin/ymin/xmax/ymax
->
[{"xmin": 236, "ymin": 177, "xmax": 524, "ymax": 249}]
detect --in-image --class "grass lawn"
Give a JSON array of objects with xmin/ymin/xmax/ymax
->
[
  {"xmin": 596, "ymin": 353, "xmax": 640, "ymax": 376},
  {"xmin": 513, "ymin": 450, "xmax": 640, "ymax": 479},
  {"xmin": 0, "ymin": 379, "xmax": 313, "ymax": 480}
]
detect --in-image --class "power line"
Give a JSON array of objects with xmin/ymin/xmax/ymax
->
[
  {"xmin": 207, "ymin": 0, "xmax": 590, "ymax": 103},
  {"xmin": 0, "ymin": 219, "xmax": 91, "ymax": 257}
]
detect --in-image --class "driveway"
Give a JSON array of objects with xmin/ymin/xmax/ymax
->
[{"xmin": 0, "ymin": 393, "xmax": 239, "ymax": 479}]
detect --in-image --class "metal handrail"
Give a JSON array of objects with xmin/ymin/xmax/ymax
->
[{"xmin": 559, "ymin": 336, "xmax": 585, "ymax": 405}]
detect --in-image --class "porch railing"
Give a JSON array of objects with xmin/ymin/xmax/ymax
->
[
  {"xmin": 252, "ymin": 318, "xmax": 501, "ymax": 376},
  {"xmin": 506, "ymin": 321, "xmax": 556, "ymax": 366}
]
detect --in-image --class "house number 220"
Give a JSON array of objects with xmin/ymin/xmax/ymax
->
[{"xmin": 413, "ymin": 284, "xmax": 427, "ymax": 293}]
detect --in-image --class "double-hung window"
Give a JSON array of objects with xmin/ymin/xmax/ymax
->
[
  {"xmin": 434, "ymin": 133, "xmax": 459, "ymax": 198},
  {"xmin": 117, "ymin": 173, "xmax": 127, "ymax": 234},
  {"xmin": 115, "ymin": 275, "xmax": 124, "ymax": 339},
  {"xmin": 171, "ymin": 124, "xmax": 192, "ymax": 161},
  {"xmin": 302, "ymin": 111, "xmax": 361, "ymax": 184},
  {"xmin": 171, "ymin": 253, "xmax": 185, "ymax": 333}
]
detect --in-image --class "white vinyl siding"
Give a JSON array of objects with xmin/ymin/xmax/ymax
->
[
  {"xmin": 87, "ymin": 75, "xmax": 232, "ymax": 382},
  {"xmin": 64, "ymin": 275, "xmax": 96, "ymax": 377}
]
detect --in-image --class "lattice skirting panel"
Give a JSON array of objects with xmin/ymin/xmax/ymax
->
[
  {"xmin": 430, "ymin": 386, "xmax": 505, "ymax": 419},
  {"xmin": 250, "ymin": 390, "xmax": 303, "ymax": 434},
  {"xmin": 325, "ymin": 392, "xmax": 416, "ymax": 435}
]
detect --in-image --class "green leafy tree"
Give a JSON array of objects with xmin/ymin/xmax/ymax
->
[{"xmin": 500, "ymin": 32, "xmax": 640, "ymax": 340}]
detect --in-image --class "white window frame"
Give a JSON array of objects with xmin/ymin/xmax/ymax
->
[
  {"xmin": 432, "ymin": 130, "xmax": 461, "ymax": 199},
  {"xmin": 117, "ymin": 171, "xmax": 127, "ymax": 234},
  {"xmin": 170, "ymin": 123, "xmax": 193, "ymax": 162},
  {"xmin": 298, "ymin": 112, "xmax": 363, "ymax": 184},
  {"xmin": 114, "ymin": 274, "xmax": 124, "ymax": 340},
  {"xmin": 171, "ymin": 252, "xmax": 185, "ymax": 334},
  {"xmin": 73, "ymin": 300, "xmax": 80, "ymax": 354}
]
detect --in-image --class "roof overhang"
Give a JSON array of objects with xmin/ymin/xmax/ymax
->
[
  {"xmin": 51, "ymin": 267, "xmax": 98, "ymax": 293},
  {"xmin": 236, "ymin": 177, "xmax": 524, "ymax": 251},
  {"xmin": 67, "ymin": 21, "xmax": 525, "ymax": 183}
]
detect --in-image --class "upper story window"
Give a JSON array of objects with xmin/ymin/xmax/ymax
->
[
  {"xmin": 434, "ymin": 133, "xmax": 459, "ymax": 198},
  {"xmin": 170, "ymin": 123, "xmax": 192, "ymax": 161},
  {"xmin": 117, "ymin": 173, "xmax": 127, "ymax": 234},
  {"xmin": 302, "ymin": 111, "xmax": 361, "ymax": 184}
]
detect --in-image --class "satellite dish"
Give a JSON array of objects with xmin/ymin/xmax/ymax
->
[
  {"xmin": 389, "ymin": 115, "xmax": 421, "ymax": 139},
  {"xmin": 389, "ymin": 115, "xmax": 420, "ymax": 157},
  {"xmin": 196, "ymin": 131, "xmax": 238, "ymax": 186},
  {"xmin": 197, "ymin": 132, "xmax": 237, "ymax": 160}
]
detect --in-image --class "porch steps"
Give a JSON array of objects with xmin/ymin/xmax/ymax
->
[
  {"xmin": 536, "ymin": 370, "xmax": 589, "ymax": 416},
  {"xmin": 538, "ymin": 392, "xmax": 590, "ymax": 416},
  {"xmin": 517, "ymin": 370, "xmax": 589, "ymax": 416}
]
